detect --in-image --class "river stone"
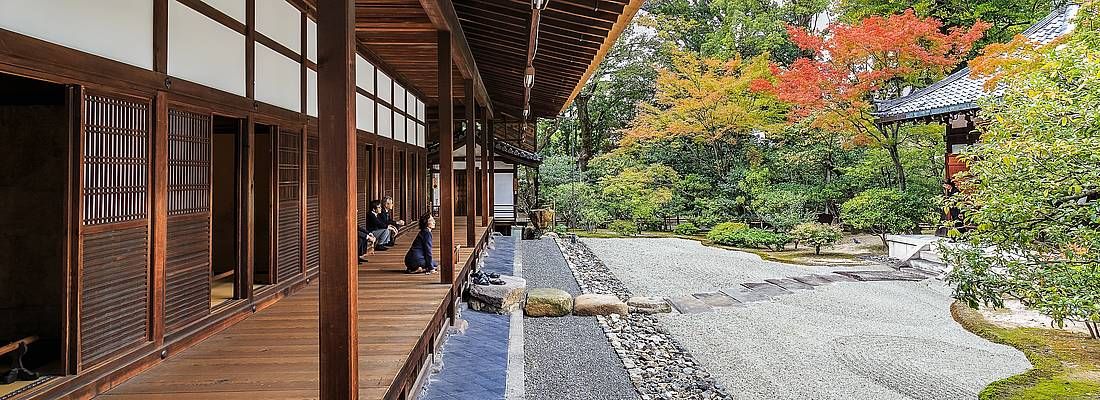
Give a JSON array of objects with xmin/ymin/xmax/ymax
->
[
  {"xmin": 627, "ymin": 296, "xmax": 672, "ymax": 314},
  {"xmin": 468, "ymin": 275, "xmax": 526, "ymax": 314},
  {"xmin": 525, "ymin": 288, "xmax": 573, "ymax": 317},
  {"xmin": 573, "ymin": 293, "xmax": 628, "ymax": 316}
]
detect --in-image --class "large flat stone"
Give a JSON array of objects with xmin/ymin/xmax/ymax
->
[
  {"xmin": 525, "ymin": 288, "xmax": 573, "ymax": 317},
  {"xmin": 692, "ymin": 292, "xmax": 741, "ymax": 307},
  {"xmin": 627, "ymin": 296, "xmax": 672, "ymax": 314},
  {"xmin": 668, "ymin": 295, "xmax": 713, "ymax": 314},
  {"xmin": 741, "ymin": 282, "xmax": 793, "ymax": 297},
  {"xmin": 468, "ymin": 275, "xmax": 526, "ymax": 314},
  {"xmin": 719, "ymin": 286, "xmax": 772, "ymax": 303},
  {"xmin": 836, "ymin": 270, "xmax": 927, "ymax": 282},
  {"xmin": 791, "ymin": 275, "xmax": 833, "ymax": 286},
  {"xmin": 573, "ymin": 294, "xmax": 628, "ymax": 316},
  {"xmin": 766, "ymin": 278, "xmax": 814, "ymax": 291},
  {"xmin": 815, "ymin": 273, "xmax": 857, "ymax": 283}
]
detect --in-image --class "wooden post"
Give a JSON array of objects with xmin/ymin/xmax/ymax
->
[
  {"xmin": 464, "ymin": 79, "xmax": 476, "ymax": 245},
  {"xmin": 151, "ymin": 91, "xmax": 168, "ymax": 346},
  {"xmin": 487, "ymin": 119, "xmax": 495, "ymax": 224},
  {"xmin": 438, "ymin": 30, "xmax": 455, "ymax": 284},
  {"xmin": 480, "ymin": 108, "xmax": 489, "ymax": 226},
  {"xmin": 316, "ymin": 0, "xmax": 358, "ymax": 398}
]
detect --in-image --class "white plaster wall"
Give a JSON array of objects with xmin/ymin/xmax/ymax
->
[
  {"xmin": 406, "ymin": 119, "xmax": 416, "ymax": 144},
  {"xmin": 169, "ymin": 0, "xmax": 246, "ymax": 95},
  {"xmin": 356, "ymin": 94, "xmax": 375, "ymax": 133},
  {"xmin": 254, "ymin": 43, "xmax": 301, "ymax": 112},
  {"xmin": 406, "ymin": 94, "xmax": 417, "ymax": 118},
  {"xmin": 307, "ymin": 18, "xmax": 317, "ymax": 62},
  {"xmin": 377, "ymin": 102, "xmax": 392, "ymax": 138},
  {"xmin": 256, "ymin": 0, "xmax": 301, "ymax": 53},
  {"xmin": 394, "ymin": 85, "xmax": 406, "ymax": 112},
  {"xmin": 356, "ymin": 55, "xmax": 374, "ymax": 93},
  {"xmin": 494, "ymin": 173, "xmax": 515, "ymax": 206},
  {"xmin": 202, "ymin": 0, "xmax": 245, "ymax": 22},
  {"xmin": 417, "ymin": 125, "xmax": 425, "ymax": 147},
  {"xmin": 377, "ymin": 70, "xmax": 393, "ymax": 104},
  {"xmin": 417, "ymin": 100, "xmax": 425, "ymax": 121},
  {"xmin": 307, "ymin": 69, "xmax": 318, "ymax": 117},
  {"xmin": 395, "ymin": 114, "xmax": 406, "ymax": 143},
  {"xmin": 0, "ymin": 0, "xmax": 154, "ymax": 70}
]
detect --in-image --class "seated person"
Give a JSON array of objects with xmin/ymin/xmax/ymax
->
[
  {"xmin": 381, "ymin": 195, "xmax": 406, "ymax": 230},
  {"xmin": 404, "ymin": 214, "xmax": 438, "ymax": 274},
  {"xmin": 365, "ymin": 200, "xmax": 394, "ymax": 250},
  {"xmin": 356, "ymin": 227, "xmax": 376, "ymax": 263}
]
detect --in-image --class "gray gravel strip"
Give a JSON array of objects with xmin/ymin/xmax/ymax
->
[
  {"xmin": 521, "ymin": 237, "xmax": 638, "ymax": 400},
  {"xmin": 586, "ymin": 238, "xmax": 1031, "ymax": 400}
]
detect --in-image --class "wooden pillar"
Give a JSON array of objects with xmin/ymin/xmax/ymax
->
[
  {"xmin": 316, "ymin": 0, "xmax": 358, "ymax": 398},
  {"xmin": 151, "ymin": 91, "xmax": 168, "ymax": 346},
  {"xmin": 487, "ymin": 119, "xmax": 495, "ymax": 224},
  {"xmin": 464, "ymin": 79, "xmax": 476, "ymax": 245},
  {"xmin": 480, "ymin": 109, "xmax": 489, "ymax": 226},
  {"xmin": 439, "ymin": 30, "xmax": 455, "ymax": 284}
]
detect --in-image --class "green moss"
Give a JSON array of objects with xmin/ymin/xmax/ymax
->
[{"xmin": 952, "ymin": 302, "xmax": 1100, "ymax": 400}]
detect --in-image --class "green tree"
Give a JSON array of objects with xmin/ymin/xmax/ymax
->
[
  {"xmin": 841, "ymin": 188, "xmax": 932, "ymax": 246},
  {"xmin": 945, "ymin": 3, "xmax": 1100, "ymax": 337},
  {"xmin": 790, "ymin": 222, "xmax": 843, "ymax": 255}
]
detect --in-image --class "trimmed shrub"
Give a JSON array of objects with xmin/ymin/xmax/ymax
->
[
  {"xmin": 841, "ymin": 188, "xmax": 931, "ymax": 246},
  {"xmin": 673, "ymin": 222, "xmax": 700, "ymax": 236},
  {"xmin": 608, "ymin": 219, "xmax": 640, "ymax": 236},
  {"xmin": 789, "ymin": 222, "xmax": 842, "ymax": 255},
  {"xmin": 707, "ymin": 223, "xmax": 789, "ymax": 251}
]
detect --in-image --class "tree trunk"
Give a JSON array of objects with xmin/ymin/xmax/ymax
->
[{"xmin": 887, "ymin": 144, "xmax": 907, "ymax": 192}]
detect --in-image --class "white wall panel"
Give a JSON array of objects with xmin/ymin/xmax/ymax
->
[
  {"xmin": 0, "ymin": 0, "xmax": 154, "ymax": 69},
  {"xmin": 255, "ymin": 43, "xmax": 301, "ymax": 111},
  {"xmin": 377, "ymin": 102, "xmax": 392, "ymax": 138},
  {"xmin": 417, "ymin": 125, "xmax": 425, "ymax": 147},
  {"xmin": 307, "ymin": 18, "xmax": 317, "ymax": 62},
  {"xmin": 406, "ymin": 95, "xmax": 417, "ymax": 119},
  {"xmin": 377, "ymin": 70, "xmax": 393, "ymax": 104},
  {"xmin": 407, "ymin": 119, "xmax": 416, "ymax": 144},
  {"xmin": 169, "ymin": 0, "xmax": 246, "ymax": 95},
  {"xmin": 395, "ymin": 114, "xmax": 406, "ymax": 142},
  {"xmin": 417, "ymin": 100, "xmax": 425, "ymax": 121},
  {"xmin": 356, "ymin": 95, "xmax": 375, "ymax": 133},
  {"xmin": 307, "ymin": 69, "xmax": 318, "ymax": 117},
  {"xmin": 394, "ymin": 86, "xmax": 406, "ymax": 112},
  {"xmin": 494, "ymin": 173, "xmax": 515, "ymax": 205},
  {"xmin": 256, "ymin": 0, "xmax": 301, "ymax": 53},
  {"xmin": 355, "ymin": 55, "xmax": 374, "ymax": 94},
  {"xmin": 203, "ymin": 0, "xmax": 245, "ymax": 22}
]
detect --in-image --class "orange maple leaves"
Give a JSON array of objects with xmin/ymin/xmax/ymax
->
[{"xmin": 756, "ymin": 9, "xmax": 990, "ymax": 124}]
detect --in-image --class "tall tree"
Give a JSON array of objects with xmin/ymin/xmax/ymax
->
[
  {"xmin": 625, "ymin": 50, "xmax": 787, "ymax": 176},
  {"xmin": 759, "ymin": 10, "xmax": 988, "ymax": 191}
]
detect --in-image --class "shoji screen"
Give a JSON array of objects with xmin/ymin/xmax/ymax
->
[
  {"xmin": 306, "ymin": 129, "xmax": 320, "ymax": 275},
  {"xmin": 276, "ymin": 128, "xmax": 302, "ymax": 282},
  {"xmin": 164, "ymin": 108, "xmax": 213, "ymax": 333}
]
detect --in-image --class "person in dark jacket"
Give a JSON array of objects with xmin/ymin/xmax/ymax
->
[
  {"xmin": 365, "ymin": 200, "xmax": 393, "ymax": 249},
  {"xmin": 404, "ymin": 214, "xmax": 438, "ymax": 274},
  {"xmin": 382, "ymin": 196, "xmax": 406, "ymax": 229}
]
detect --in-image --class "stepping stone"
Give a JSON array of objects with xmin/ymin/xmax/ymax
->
[
  {"xmin": 719, "ymin": 286, "xmax": 772, "ymax": 303},
  {"xmin": 692, "ymin": 292, "xmax": 741, "ymax": 308},
  {"xmin": 668, "ymin": 295, "xmax": 713, "ymax": 314},
  {"xmin": 835, "ymin": 270, "xmax": 927, "ymax": 282},
  {"xmin": 573, "ymin": 294, "xmax": 629, "ymax": 316},
  {"xmin": 468, "ymin": 275, "xmax": 527, "ymax": 314},
  {"xmin": 815, "ymin": 273, "xmax": 857, "ymax": 283},
  {"xmin": 765, "ymin": 278, "xmax": 814, "ymax": 291},
  {"xmin": 627, "ymin": 296, "xmax": 673, "ymax": 314},
  {"xmin": 791, "ymin": 275, "xmax": 833, "ymax": 286},
  {"xmin": 525, "ymin": 288, "xmax": 573, "ymax": 317},
  {"xmin": 741, "ymin": 282, "xmax": 793, "ymax": 297}
]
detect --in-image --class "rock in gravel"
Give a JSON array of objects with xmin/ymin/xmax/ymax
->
[
  {"xmin": 574, "ymin": 294, "xmax": 628, "ymax": 316},
  {"xmin": 526, "ymin": 288, "xmax": 573, "ymax": 317},
  {"xmin": 468, "ymin": 275, "xmax": 526, "ymax": 314},
  {"xmin": 628, "ymin": 296, "xmax": 672, "ymax": 314}
]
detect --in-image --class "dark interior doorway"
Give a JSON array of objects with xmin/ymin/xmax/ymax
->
[
  {"xmin": 252, "ymin": 124, "xmax": 275, "ymax": 287},
  {"xmin": 210, "ymin": 116, "xmax": 244, "ymax": 306},
  {"xmin": 0, "ymin": 73, "xmax": 71, "ymax": 388}
]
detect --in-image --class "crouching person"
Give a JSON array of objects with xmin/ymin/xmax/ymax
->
[{"xmin": 404, "ymin": 214, "xmax": 438, "ymax": 274}]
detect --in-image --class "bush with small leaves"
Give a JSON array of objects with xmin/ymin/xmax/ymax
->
[
  {"xmin": 789, "ymin": 222, "xmax": 842, "ymax": 255},
  {"xmin": 673, "ymin": 222, "xmax": 700, "ymax": 236},
  {"xmin": 608, "ymin": 219, "xmax": 640, "ymax": 236}
]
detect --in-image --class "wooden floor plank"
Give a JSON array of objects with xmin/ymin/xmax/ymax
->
[{"xmin": 99, "ymin": 221, "xmax": 489, "ymax": 400}]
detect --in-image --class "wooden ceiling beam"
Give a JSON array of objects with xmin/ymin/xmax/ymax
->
[{"xmin": 419, "ymin": 0, "xmax": 494, "ymax": 118}]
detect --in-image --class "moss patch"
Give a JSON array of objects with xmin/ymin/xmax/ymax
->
[{"xmin": 952, "ymin": 302, "xmax": 1100, "ymax": 400}]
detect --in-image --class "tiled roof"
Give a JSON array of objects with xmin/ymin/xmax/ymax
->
[
  {"xmin": 875, "ymin": 4, "xmax": 1079, "ymax": 124},
  {"xmin": 427, "ymin": 129, "xmax": 542, "ymax": 166}
]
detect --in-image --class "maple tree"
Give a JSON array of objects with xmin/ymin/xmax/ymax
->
[
  {"xmin": 624, "ymin": 50, "xmax": 787, "ymax": 175},
  {"xmin": 758, "ymin": 10, "xmax": 988, "ymax": 191}
]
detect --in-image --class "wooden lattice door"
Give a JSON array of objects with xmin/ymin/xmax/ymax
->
[
  {"xmin": 275, "ymin": 127, "xmax": 302, "ymax": 283},
  {"xmin": 306, "ymin": 130, "xmax": 320, "ymax": 274},
  {"xmin": 78, "ymin": 92, "xmax": 152, "ymax": 369}
]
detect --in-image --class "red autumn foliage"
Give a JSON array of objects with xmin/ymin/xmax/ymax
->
[{"xmin": 756, "ymin": 9, "xmax": 990, "ymax": 124}]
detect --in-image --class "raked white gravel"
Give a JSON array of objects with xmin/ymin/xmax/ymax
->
[{"xmin": 583, "ymin": 237, "xmax": 1031, "ymax": 400}]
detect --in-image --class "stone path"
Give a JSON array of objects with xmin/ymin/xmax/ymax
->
[
  {"xmin": 419, "ymin": 233, "xmax": 517, "ymax": 400},
  {"xmin": 668, "ymin": 269, "xmax": 935, "ymax": 314},
  {"xmin": 522, "ymin": 237, "xmax": 640, "ymax": 400}
]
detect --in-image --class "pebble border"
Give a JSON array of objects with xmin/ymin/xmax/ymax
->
[{"xmin": 553, "ymin": 235, "xmax": 733, "ymax": 400}]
